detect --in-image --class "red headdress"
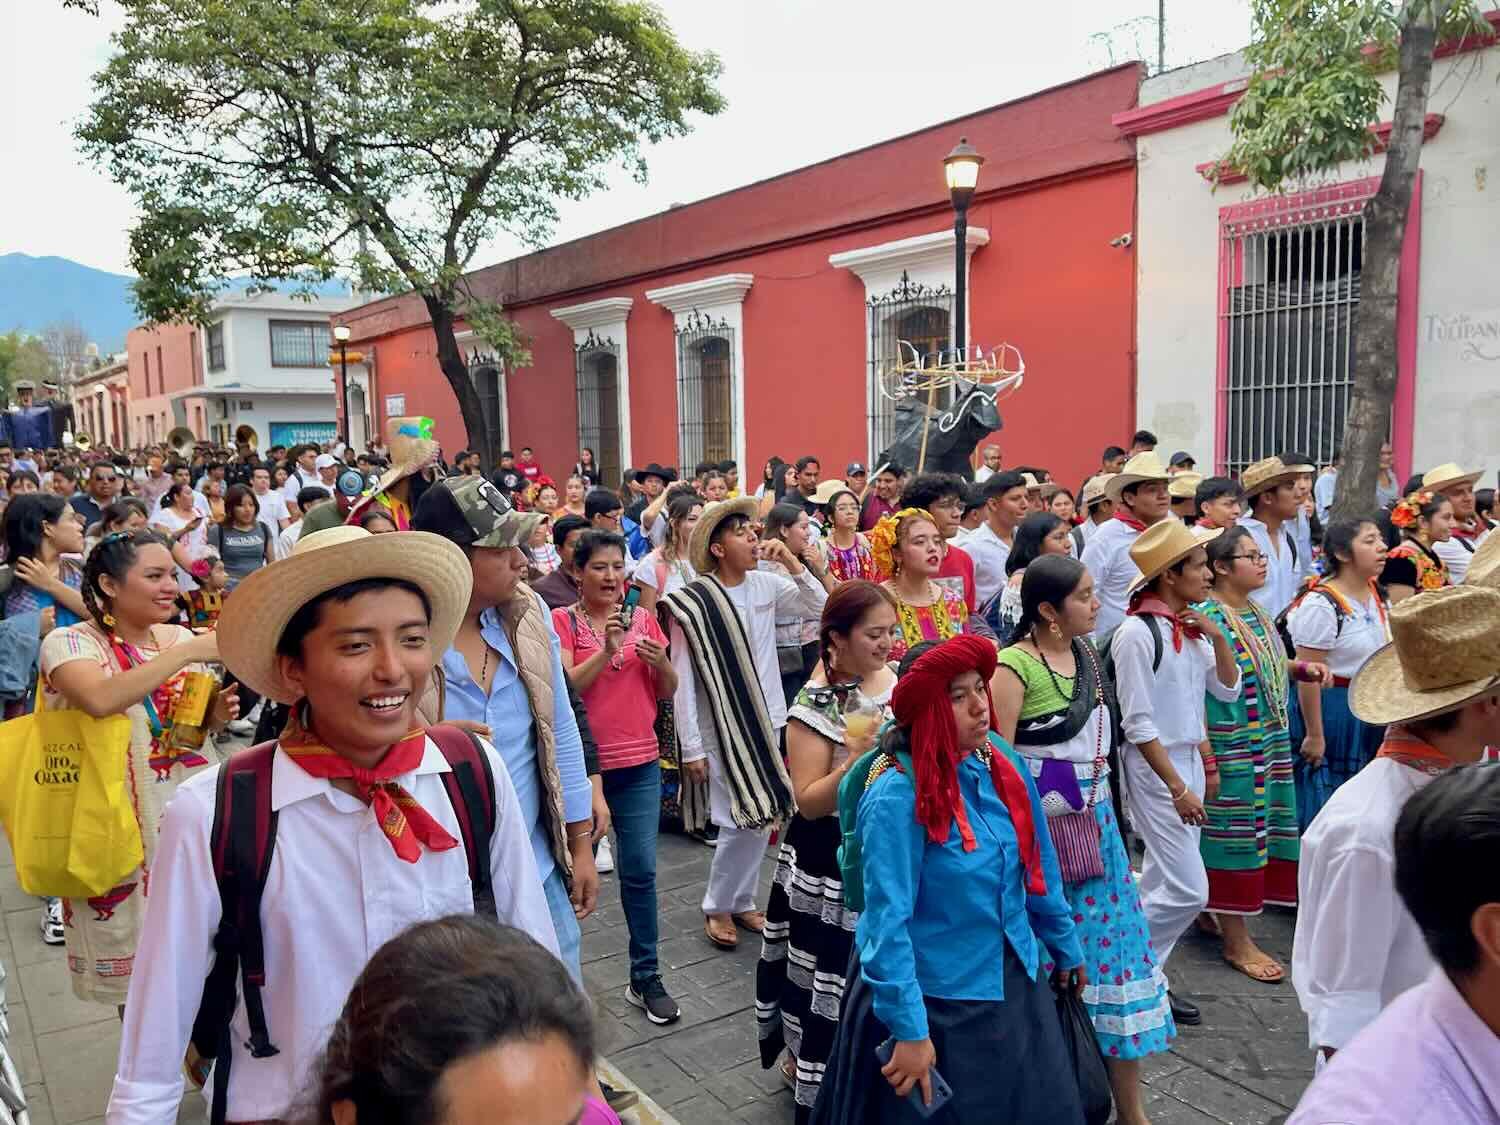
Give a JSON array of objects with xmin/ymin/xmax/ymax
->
[{"xmin": 889, "ymin": 635, "xmax": 1047, "ymax": 895}]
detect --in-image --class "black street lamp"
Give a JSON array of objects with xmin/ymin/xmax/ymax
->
[
  {"xmin": 333, "ymin": 323, "xmax": 352, "ymax": 445},
  {"xmin": 943, "ymin": 136, "xmax": 985, "ymax": 360}
]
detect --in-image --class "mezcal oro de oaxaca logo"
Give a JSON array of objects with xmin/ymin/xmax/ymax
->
[
  {"xmin": 1425, "ymin": 310, "xmax": 1500, "ymax": 363},
  {"xmin": 34, "ymin": 742, "xmax": 82, "ymax": 786}
]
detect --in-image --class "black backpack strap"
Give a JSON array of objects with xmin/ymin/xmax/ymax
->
[
  {"xmin": 191, "ymin": 741, "xmax": 280, "ymax": 1125},
  {"xmin": 428, "ymin": 724, "xmax": 498, "ymax": 918},
  {"xmin": 1142, "ymin": 613, "xmax": 1164, "ymax": 674}
]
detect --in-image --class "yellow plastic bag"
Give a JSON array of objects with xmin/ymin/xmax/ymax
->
[{"xmin": 0, "ymin": 682, "xmax": 139, "ymax": 897}]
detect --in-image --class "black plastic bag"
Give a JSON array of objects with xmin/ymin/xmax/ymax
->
[{"xmin": 1056, "ymin": 988, "xmax": 1113, "ymax": 1125}]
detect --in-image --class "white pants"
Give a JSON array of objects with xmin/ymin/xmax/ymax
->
[
  {"xmin": 1123, "ymin": 743, "xmax": 1208, "ymax": 974},
  {"xmin": 702, "ymin": 823, "xmax": 772, "ymax": 915}
]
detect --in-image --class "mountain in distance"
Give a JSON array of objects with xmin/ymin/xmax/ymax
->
[{"xmin": 0, "ymin": 252, "xmax": 359, "ymax": 355}]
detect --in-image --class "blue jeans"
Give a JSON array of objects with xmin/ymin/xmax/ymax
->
[
  {"xmin": 543, "ymin": 865, "xmax": 583, "ymax": 983},
  {"xmin": 602, "ymin": 759, "xmax": 662, "ymax": 985}
]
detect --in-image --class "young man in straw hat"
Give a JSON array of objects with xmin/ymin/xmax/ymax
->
[
  {"xmin": 1114, "ymin": 520, "xmax": 1241, "ymax": 1025},
  {"xmin": 1289, "ymin": 764, "xmax": 1500, "ymax": 1125},
  {"xmin": 1424, "ymin": 462, "xmax": 1490, "ymax": 584},
  {"xmin": 1081, "ymin": 450, "xmax": 1172, "ymax": 637},
  {"xmin": 1074, "ymin": 473, "xmax": 1116, "ymax": 549},
  {"xmin": 105, "ymin": 526, "xmax": 558, "ymax": 1125},
  {"xmin": 1292, "ymin": 584, "xmax": 1500, "ymax": 1065},
  {"xmin": 661, "ymin": 497, "xmax": 827, "ymax": 951},
  {"xmin": 1238, "ymin": 456, "xmax": 1305, "ymax": 616},
  {"xmin": 1168, "ymin": 471, "xmax": 1203, "ymax": 526},
  {"xmin": 410, "ymin": 476, "xmax": 599, "ymax": 979}
]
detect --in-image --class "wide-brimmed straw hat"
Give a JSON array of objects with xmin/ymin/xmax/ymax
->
[
  {"xmin": 1126, "ymin": 519, "xmax": 1222, "ymax": 594},
  {"xmin": 1464, "ymin": 533, "xmax": 1500, "ymax": 590},
  {"xmin": 1423, "ymin": 462, "xmax": 1484, "ymax": 494},
  {"xmin": 1168, "ymin": 471, "xmax": 1204, "ymax": 501},
  {"xmin": 807, "ymin": 479, "xmax": 849, "ymax": 506},
  {"xmin": 1239, "ymin": 456, "xmax": 1302, "ymax": 499},
  {"xmin": 1349, "ymin": 585, "xmax": 1500, "ymax": 724},
  {"xmin": 217, "ymin": 526, "xmax": 473, "ymax": 704},
  {"xmin": 1021, "ymin": 472, "xmax": 1043, "ymax": 493},
  {"xmin": 1080, "ymin": 474, "xmax": 1115, "ymax": 508},
  {"xmin": 689, "ymin": 497, "xmax": 759, "ymax": 575},
  {"xmin": 370, "ymin": 416, "xmax": 441, "ymax": 495},
  {"xmin": 1105, "ymin": 452, "xmax": 1170, "ymax": 501}
]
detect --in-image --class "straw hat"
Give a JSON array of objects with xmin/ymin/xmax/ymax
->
[
  {"xmin": 1021, "ymin": 472, "xmax": 1043, "ymax": 493},
  {"xmin": 1349, "ymin": 585, "xmax": 1500, "ymax": 724},
  {"xmin": 1126, "ymin": 519, "xmax": 1222, "ymax": 594},
  {"xmin": 1105, "ymin": 452, "xmax": 1170, "ymax": 501},
  {"xmin": 1423, "ymin": 462, "xmax": 1484, "ymax": 494},
  {"xmin": 370, "ymin": 416, "xmax": 441, "ymax": 495},
  {"xmin": 216, "ymin": 526, "xmax": 473, "ymax": 704},
  {"xmin": 1464, "ymin": 533, "xmax": 1500, "ymax": 590},
  {"xmin": 807, "ymin": 479, "xmax": 849, "ymax": 506},
  {"xmin": 1168, "ymin": 471, "xmax": 1204, "ymax": 501},
  {"xmin": 1239, "ymin": 456, "xmax": 1302, "ymax": 498},
  {"xmin": 689, "ymin": 497, "xmax": 760, "ymax": 575},
  {"xmin": 1080, "ymin": 474, "xmax": 1115, "ymax": 508}
]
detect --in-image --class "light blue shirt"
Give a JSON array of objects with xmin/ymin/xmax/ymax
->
[
  {"xmin": 1239, "ymin": 513, "xmax": 1301, "ymax": 616},
  {"xmin": 855, "ymin": 735, "xmax": 1082, "ymax": 1041},
  {"xmin": 1314, "ymin": 470, "xmax": 1337, "ymax": 523},
  {"xmin": 440, "ymin": 595, "xmax": 592, "ymax": 881}
]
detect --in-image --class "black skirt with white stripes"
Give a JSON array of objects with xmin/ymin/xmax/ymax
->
[{"xmin": 755, "ymin": 812, "xmax": 858, "ymax": 1124}]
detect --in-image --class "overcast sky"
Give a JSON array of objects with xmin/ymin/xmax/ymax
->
[{"xmin": 0, "ymin": 0, "xmax": 1250, "ymax": 278}]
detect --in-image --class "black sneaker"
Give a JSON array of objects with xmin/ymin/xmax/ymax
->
[
  {"xmin": 626, "ymin": 975, "xmax": 682, "ymax": 1025},
  {"xmin": 600, "ymin": 1082, "xmax": 639, "ymax": 1113}
]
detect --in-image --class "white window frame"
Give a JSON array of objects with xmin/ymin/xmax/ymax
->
[
  {"xmin": 644, "ymin": 274, "xmax": 753, "ymax": 471},
  {"xmin": 829, "ymin": 227, "xmax": 989, "ymax": 463},
  {"xmin": 550, "ymin": 296, "xmax": 634, "ymax": 473}
]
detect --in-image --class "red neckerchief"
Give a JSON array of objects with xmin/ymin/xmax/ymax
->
[
  {"xmin": 1195, "ymin": 516, "xmax": 1222, "ymax": 530},
  {"xmin": 1127, "ymin": 592, "xmax": 1203, "ymax": 652},
  {"xmin": 279, "ymin": 707, "xmax": 457, "ymax": 863},
  {"xmin": 1451, "ymin": 518, "xmax": 1493, "ymax": 542},
  {"xmin": 1375, "ymin": 726, "xmax": 1455, "ymax": 776},
  {"xmin": 1114, "ymin": 511, "xmax": 1146, "ymax": 532}
]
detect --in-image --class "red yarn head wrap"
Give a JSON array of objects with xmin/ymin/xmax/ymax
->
[{"xmin": 890, "ymin": 635, "xmax": 1047, "ymax": 895}]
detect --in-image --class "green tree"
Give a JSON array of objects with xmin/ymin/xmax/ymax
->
[
  {"xmin": 1220, "ymin": 0, "xmax": 1490, "ymax": 520},
  {"xmin": 0, "ymin": 332, "xmax": 61, "ymax": 405},
  {"xmin": 79, "ymin": 0, "xmax": 723, "ymax": 465}
]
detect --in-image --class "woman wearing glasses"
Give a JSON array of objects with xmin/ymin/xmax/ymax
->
[{"xmin": 1196, "ymin": 528, "xmax": 1327, "ymax": 983}]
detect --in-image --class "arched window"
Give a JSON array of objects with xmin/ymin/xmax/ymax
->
[
  {"xmin": 677, "ymin": 311, "xmax": 735, "ymax": 468},
  {"xmin": 575, "ymin": 340, "xmax": 622, "ymax": 487}
]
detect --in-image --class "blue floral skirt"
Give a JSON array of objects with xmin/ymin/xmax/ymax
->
[{"xmin": 1041, "ymin": 786, "xmax": 1175, "ymax": 1061}]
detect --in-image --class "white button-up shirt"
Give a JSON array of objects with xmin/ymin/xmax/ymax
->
[
  {"xmin": 106, "ymin": 735, "xmax": 557, "ymax": 1125},
  {"xmin": 963, "ymin": 520, "xmax": 1013, "ymax": 609},
  {"xmin": 1240, "ymin": 514, "xmax": 1301, "ymax": 617},
  {"xmin": 1080, "ymin": 517, "xmax": 1142, "ymax": 638},
  {"xmin": 1113, "ymin": 615, "xmax": 1240, "ymax": 754},
  {"xmin": 1434, "ymin": 523, "xmax": 1491, "ymax": 585},
  {"xmin": 1292, "ymin": 757, "xmax": 1436, "ymax": 1052}
]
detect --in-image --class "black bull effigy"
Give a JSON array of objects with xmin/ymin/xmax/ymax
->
[{"xmin": 874, "ymin": 381, "xmax": 1002, "ymax": 481}]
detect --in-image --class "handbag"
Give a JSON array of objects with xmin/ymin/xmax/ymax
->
[
  {"xmin": 655, "ymin": 698, "xmax": 682, "ymax": 827},
  {"xmin": 0, "ymin": 679, "xmax": 139, "ymax": 897},
  {"xmin": 1055, "ymin": 985, "xmax": 1114, "ymax": 1125},
  {"xmin": 1033, "ymin": 643, "xmax": 1110, "ymax": 885}
]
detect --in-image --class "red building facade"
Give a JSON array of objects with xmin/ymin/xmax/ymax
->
[
  {"xmin": 127, "ymin": 321, "xmax": 205, "ymax": 445},
  {"xmin": 342, "ymin": 64, "xmax": 1143, "ymax": 492}
]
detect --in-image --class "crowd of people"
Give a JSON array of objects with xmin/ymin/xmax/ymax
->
[{"xmin": 0, "ymin": 409, "xmax": 1496, "ymax": 1125}]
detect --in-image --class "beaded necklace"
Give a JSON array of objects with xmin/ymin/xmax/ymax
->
[{"xmin": 1210, "ymin": 594, "xmax": 1288, "ymax": 729}]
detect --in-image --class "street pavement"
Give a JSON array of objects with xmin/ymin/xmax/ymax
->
[{"xmin": 0, "ymin": 815, "xmax": 1315, "ymax": 1124}]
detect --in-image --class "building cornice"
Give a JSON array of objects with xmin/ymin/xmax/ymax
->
[
  {"xmin": 644, "ymin": 273, "xmax": 754, "ymax": 314},
  {"xmin": 1195, "ymin": 114, "xmax": 1445, "ymax": 184},
  {"xmin": 549, "ymin": 296, "xmax": 634, "ymax": 331},
  {"xmin": 827, "ymin": 227, "xmax": 990, "ymax": 286}
]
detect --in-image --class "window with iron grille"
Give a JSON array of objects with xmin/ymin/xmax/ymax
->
[
  {"xmin": 269, "ymin": 320, "xmax": 331, "ymax": 368},
  {"xmin": 676, "ymin": 311, "xmax": 734, "ymax": 469},
  {"xmin": 575, "ymin": 331, "xmax": 622, "ymax": 488},
  {"xmin": 207, "ymin": 323, "xmax": 225, "ymax": 371},
  {"xmin": 867, "ymin": 272, "xmax": 952, "ymax": 462},
  {"xmin": 1219, "ymin": 185, "xmax": 1370, "ymax": 476}
]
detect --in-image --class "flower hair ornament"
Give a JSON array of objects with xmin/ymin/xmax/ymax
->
[
  {"xmin": 1391, "ymin": 490, "xmax": 1435, "ymax": 530},
  {"xmin": 869, "ymin": 507, "xmax": 936, "ymax": 579}
]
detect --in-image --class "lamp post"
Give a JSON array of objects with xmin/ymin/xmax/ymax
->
[
  {"xmin": 332, "ymin": 323, "xmax": 352, "ymax": 447},
  {"xmin": 943, "ymin": 137, "xmax": 985, "ymax": 360}
]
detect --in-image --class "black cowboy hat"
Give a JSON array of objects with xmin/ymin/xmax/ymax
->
[{"xmin": 634, "ymin": 462, "xmax": 678, "ymax": 485}]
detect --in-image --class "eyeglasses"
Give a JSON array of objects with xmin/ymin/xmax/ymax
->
[
  {"xmin": 475, "ymin": 479, "xmax": 513, "ymax": 516},
  {"xmin": 1229, "ymin": 552, "xmax": 1267, "ymax": 564}
]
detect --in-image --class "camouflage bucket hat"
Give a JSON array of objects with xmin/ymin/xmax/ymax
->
[{"xmin": 414, "ymin": 474, "xmax": 545, "ymax": 550}]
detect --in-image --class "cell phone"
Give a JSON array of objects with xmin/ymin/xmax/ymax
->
[
  {"xmin": 622, "ymin": 584, "xmax": 642, "ymax": 614},
  {"xmin": 874, "ymin": 1037, "xmax": 953, "ymax": 1119}
]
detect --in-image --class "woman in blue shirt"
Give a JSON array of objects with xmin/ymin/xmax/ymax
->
[{"xmin": 812, "ymin": 635, "xmax": 1089, "ymax": 1124}]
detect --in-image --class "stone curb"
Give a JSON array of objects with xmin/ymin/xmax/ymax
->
[{"xmin": 598, "ymin": 1056, "xmax": 680, "ymax": 1125}]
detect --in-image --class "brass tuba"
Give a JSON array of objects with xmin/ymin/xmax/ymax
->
[
  {"xmin": 233, "ymin": 424, "xmax": 259, "ymax": 451},
  {"xmin": 72, "ymin": 432, "xmax": 92, "ymax": 452},
  {"xmin": 167, "ymin": 426, "xmax": 197, "ymax": 460}
]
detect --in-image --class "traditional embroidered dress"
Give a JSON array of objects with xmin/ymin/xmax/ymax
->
[
  {"xmin": 1381, "ymin": 537, "xmax": 1449, "ymax": 593},
  {"xmin": 885, "ymin": 583, "xmax": 968, "ymax": 664},
  {"xmin": 39, "ymin": 621, "xmax": 216, "ymax": 1004},
  {"xmin": 996, "ymin": 644, "xmax": 1175, "ymax": 1061},
  {"xmin": 756, "ymin": 680, "xmax": 893, "ymax": 1123},
  {"xmin": 821, "ymin": 535, "xmax": 876, "ymax": 583},
  {"xmin": 1197, "ymin": 599, "xmax": 1298, "ymax": 914}
]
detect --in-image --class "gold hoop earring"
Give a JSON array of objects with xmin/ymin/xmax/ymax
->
[{"xmin": 1049, "ymin": 620, "xmax": 1062, "ymax": 638}]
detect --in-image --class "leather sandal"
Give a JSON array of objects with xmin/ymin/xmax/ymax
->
[
  {"xmin": 732, "ymin": 910, "xmax": 767, "ymax": 933},
  {"xmin": 704, "ymin": 914, "xmax": 739, "ymax": 949},
  {"xmin": 1223, "ymin": 950, "xmax": 1286, "ymax": 983}
]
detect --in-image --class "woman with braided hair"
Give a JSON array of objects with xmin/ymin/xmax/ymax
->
[
  {"xmin": 38, "ymin": 529, "xmax": 237, "ymax": 1006},
  {"xmin": 812, "ymin": 634, "xmax": 1087, "ymax": 1125}
]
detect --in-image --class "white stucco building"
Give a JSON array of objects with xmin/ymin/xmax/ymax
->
[
  {"xmin": 1120, "ymin": 20, "xmax": 1500, "ymax": 485},
  {"xmin": 168, "ymin": 292, "xmax": 356, "ymax": 450}
]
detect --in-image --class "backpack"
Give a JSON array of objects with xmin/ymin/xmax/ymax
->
[
  {"xmin": 1274, "ymin": 585, "xmax": 1349, "ymax": 659},
  {"xmin": 1096, "ymin": 613, "xmax": 1163, "ymax": 689},
  {"xmin": 189, "ymin": 724, "xmax": 497, "ymax": 1125},
  {"xmin": 836, "ymin": 745, "xmax": 912, "ymax": 911}
]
